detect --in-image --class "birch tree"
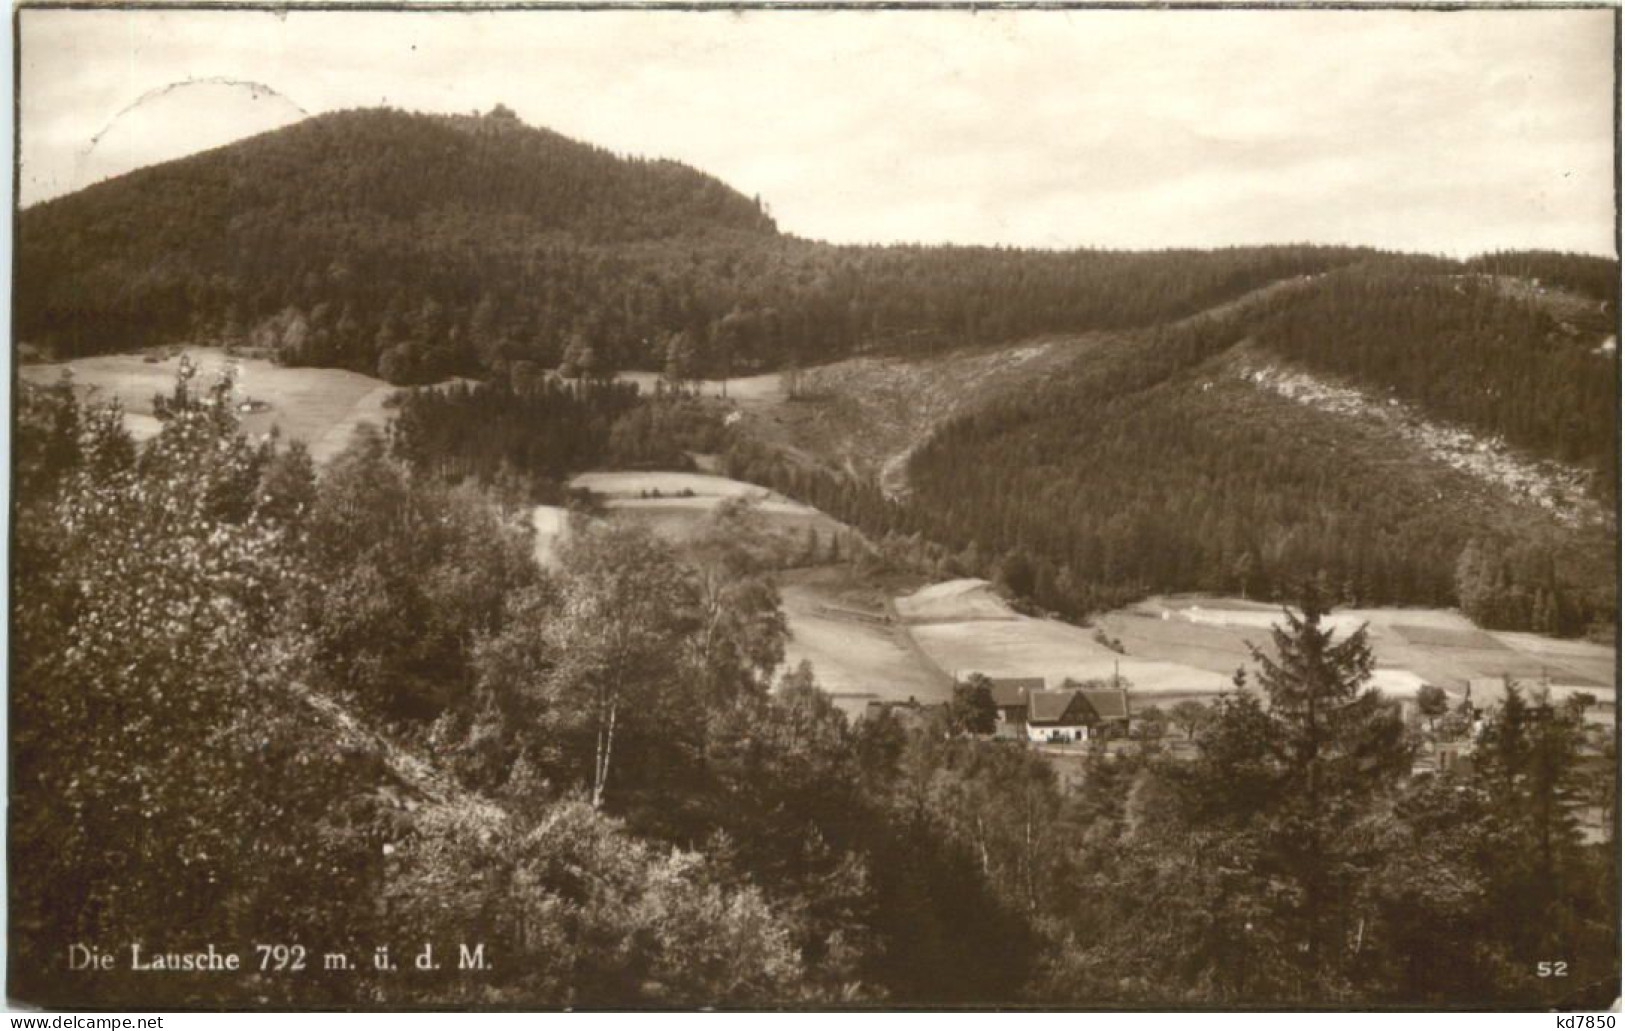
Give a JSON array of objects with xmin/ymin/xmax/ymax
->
[
  {"xmin": 684, "ymin": 496, "xmax": 789, "ymax": 702},
  {"xmin": 547, "ymin": 523, "xmax": 697, "ymax": 808}
]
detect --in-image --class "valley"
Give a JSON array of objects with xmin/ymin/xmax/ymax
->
[
  {"xmin": 12, "ymin": 95, "xmax": 1619, "ymax": 1010},
  {"xmin": 27, "ymin": 330, "xmax": 1616, "ymax": 727},
  {"xmin": 557, "ymin": 466, "xmax": 1616, "ymax": 724}
]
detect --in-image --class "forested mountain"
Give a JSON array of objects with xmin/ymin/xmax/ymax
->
[
  {"xmin": 18, "ymin": 106, "xmax": 1372, "ymax": 381},
  {"xmin": 721, "ymin": 260, "xmax": 1620, "ymax": 636},
  {"xmin": 1247, "ymin": 263, "xmax": 1618, "ymax": 473},
  {"xmin": 16, "ymin": 105, "xmax": 1620, "ymax": 634},
  {"xmin": 12, "ymin": 103, "xmax": 1621, "ymax": 1006}
]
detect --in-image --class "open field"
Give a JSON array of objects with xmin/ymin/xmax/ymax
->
[
  {"xmin": 1138, "ymin": 596, "xmax": 1449, "ymax": 637},
  {"xmin": 1486, "ymin": 631, "xmax": 1617, "ymax": 687},
  {"xmin": 777, "ymin": 568, "xmax": 950, "ymax": 720},
  {"xmin": 895, "ymin": 578, "xmax": 1021, "ymax": 622},
  {"xmin": 906, "ymin": 617, "xmax": 1234, "ymax": 697},
  {"xmin": 569, "ymin": 470, "xmax": 846, "ymax": 544},
  {"xmin": 611, "ymin": 370, "xmax": 785, "ymax": 404},
  {"xmin": 888, "ymin": 581, "xmax": 1616, "ymax": 712},
  {"xmin": 1096, "ymin": 594, "xmax": 1617, "ymax": 702},
  {"xmin": 572, "ymin": 470, "xmax": 794, "ymax": 500},
  {"xmin": 894, "ymin": 580, "xmax": 1234, "ymax": 701},
  {"xmin": 20, "ymin": 348, "xmax": 396, "ymax": 463}
]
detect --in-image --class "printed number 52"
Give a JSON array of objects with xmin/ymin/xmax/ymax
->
[{"xmin": 1537, "ymin": 961, "xmax": 1569, "ymax": 978}]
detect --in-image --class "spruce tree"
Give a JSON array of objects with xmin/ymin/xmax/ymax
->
[{"xmin": 1246, "ymin": 583, "xmax": 1409, "ymax": 990}]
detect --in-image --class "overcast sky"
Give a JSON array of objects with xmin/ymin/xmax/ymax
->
[{"xmin": 17, "ymin": 7, "xmax": 1618, "ymax": 256}]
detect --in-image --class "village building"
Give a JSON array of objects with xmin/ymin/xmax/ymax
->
[
  {"xmin": 1077, "ymin": 687, "xmax": 1131, "ymax": 731},
  {"xmin": 988, "ymin": 677, "xmax": 1045, "ymax": 739},
  {"xmin": 1023, "ymin": 687, "xmax": 1132, "ymax": 744},
  {"xmin": 1025, "ymin": 690, "xmax": 1095, "ymax": 743},
  {"xmin": 974, "ymin": 675, "xmax": 1136, "ymax": 744}
]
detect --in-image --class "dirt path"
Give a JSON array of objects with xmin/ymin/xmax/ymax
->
[{"xmin": 310, "ymin": 383, "xmax": 397, "ymax": 463}]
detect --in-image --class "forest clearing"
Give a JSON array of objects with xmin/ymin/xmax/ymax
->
[
  {"xmin": 18, "ymin": 348, "xmax": 397, "ymax": 463},
  {"xmin": 568, "ymin": 469, "xmax": 845, "ymax": 544}
]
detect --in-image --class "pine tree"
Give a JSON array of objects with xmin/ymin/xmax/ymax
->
[
  {"xmin": 1246, "ymin": 583, "xmax": 1409, "ymax": 988},
  {"xmin": 1472, "ymin": 683, "xmax": 1592, "ymax": 970}
]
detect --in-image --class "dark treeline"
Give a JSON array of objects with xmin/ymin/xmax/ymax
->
[
  {"xmin": 724, "ymin": 302, "xmax": 1617, "ymax": 635},
  {"xmin": 14, "ymin": 374, "xmax": 1616, "ymax": 1007},
  {"xmin": 1247, "ymin": 264, "xmax": 1620, "ymax": 491},
  {"xmin": 388, "ymin": 374, "xmax": 731, "ymax": 499},
  {"xmin": 387, "ymin": 376, "xmax": 641, "ymax": 498},
  {"xmin": 18, "ymin": 107, "xmax": 1376, "ymax": 381},
  {"xmin": 1465, "ymin": 249, "xmax": 1623, "ymax": 317},
  {"xmin": 903, "ymin": 383, "xmax": 1615, "ymax": 634}
]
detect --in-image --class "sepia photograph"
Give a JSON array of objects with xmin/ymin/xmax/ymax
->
[{"xmin": 7, "ymin": 1, "xmax": 1621, "ymax": 1013}]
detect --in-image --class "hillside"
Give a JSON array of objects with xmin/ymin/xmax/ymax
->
[
  {"xmin": 16, "ymin": 106, "xmax": 1619, "ymax": 637},
  {"xmin": 722, "ymin": 261, "xmax": 1620, "ymax": 637},
  {"xmin": 14, "ymin": 105, "xmax": 1621, "ymax": 1007},
  {"xmin": 16, "ymin": 107, "xmax": 772, "ymax": 374},
  {"xmin": 17, "ymin": 105, "xmax": 1375, "ymax": 382}
]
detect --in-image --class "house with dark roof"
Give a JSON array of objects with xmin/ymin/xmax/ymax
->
[
  {"xmin": 1025, "ymin": 689, "xmax": 1129, "ymax": 744},
  {"xmin": 969, "ymin": 675, "xmax": 1136, "ymax": 744},
  {"xmin": 987, "ymin": 677, "xmax": 1045, "ymax": 738},
  {"xmin": 1077, "ymin": 688, "xmax": 1130, "ymax": 724}
]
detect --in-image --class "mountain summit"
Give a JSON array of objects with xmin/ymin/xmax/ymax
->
[{"xmin": 17, "ymin": 106, "xmax": 777, "ymax": 368}]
